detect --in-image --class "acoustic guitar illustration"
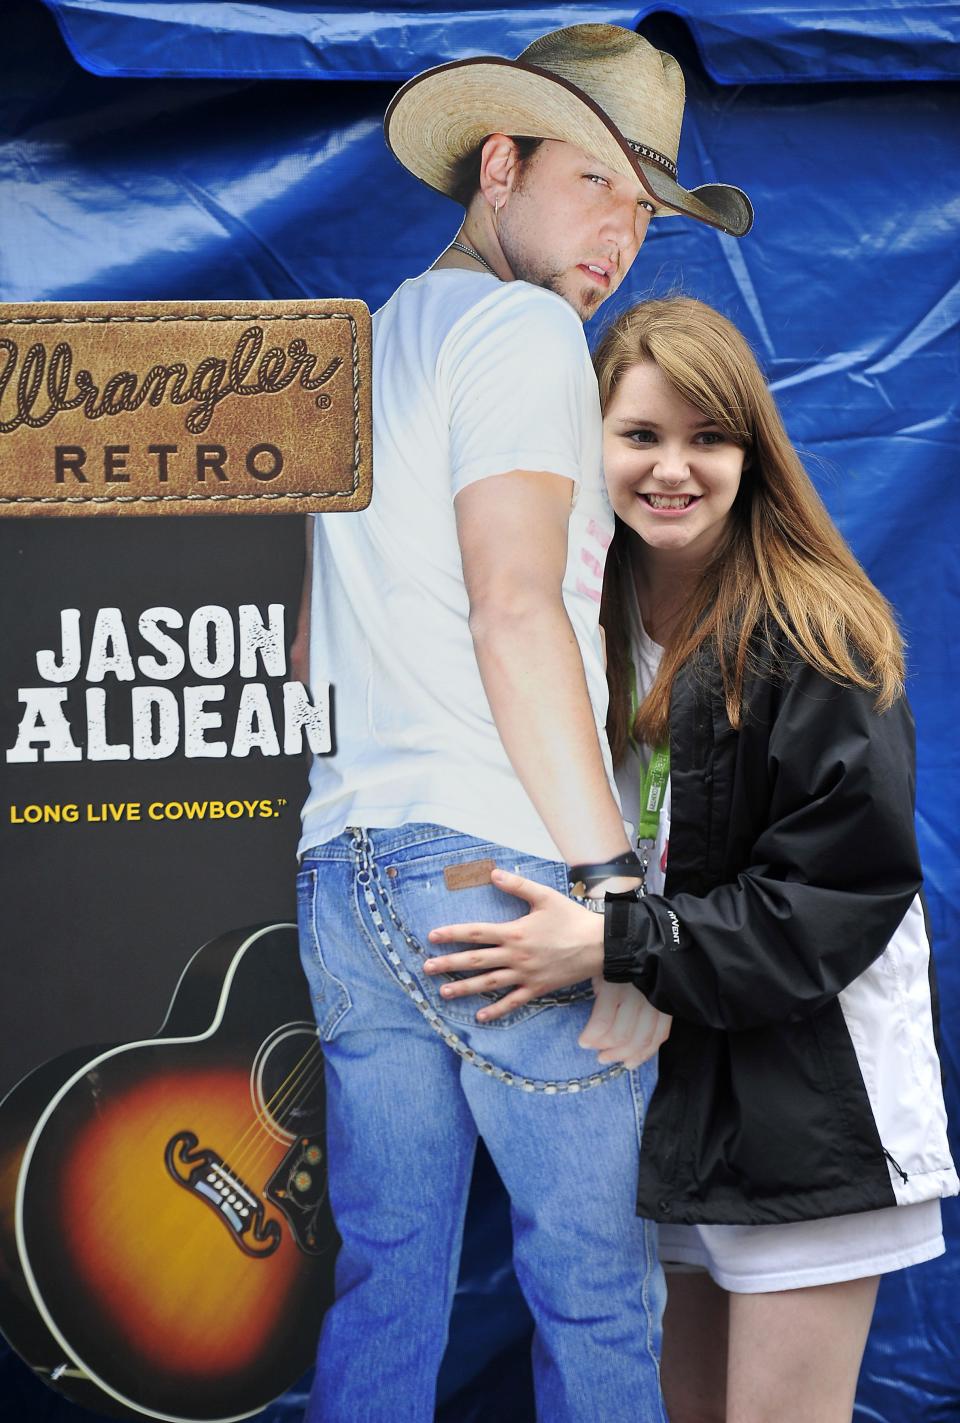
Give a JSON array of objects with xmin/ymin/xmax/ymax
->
[{"xmin": 0, "ymin": 922, "xmax": 336, "ymax": 1422}]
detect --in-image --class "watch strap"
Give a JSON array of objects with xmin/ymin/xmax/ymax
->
[{"xmin": 568, "ymin": 849, "xmax": 644, "ymax": 894}]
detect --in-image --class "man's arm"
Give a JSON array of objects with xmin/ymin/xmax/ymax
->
[{"xmin": 456, "ymin": 468, "xmax": 632, "ymax": 867}]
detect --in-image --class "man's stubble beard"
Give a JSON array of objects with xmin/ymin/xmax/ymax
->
[
  {"xmin": 497, "ymin": 230, "xmax": 602, "ymax": 324},
  {"xmin": 494, "ymin": 154, "xmax": 609, "ymax": 322}
]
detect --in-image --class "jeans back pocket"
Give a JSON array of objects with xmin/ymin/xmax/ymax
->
[{"xmin": 368, "ymin": 843, "xmax": 591, "ymax": 1030}]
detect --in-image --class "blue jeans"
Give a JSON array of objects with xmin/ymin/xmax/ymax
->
[{"xmin": 297, "ymin": 824, "xmax": 666, "ymax": 1423}]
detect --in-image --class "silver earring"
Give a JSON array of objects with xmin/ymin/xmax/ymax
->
[{"xmin": 494, "ymin": 198, "xmax": 501, "ymax": 217}]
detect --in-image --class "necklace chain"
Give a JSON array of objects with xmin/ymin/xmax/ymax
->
[{"xmin": 449, "ymin": 240, "xmax": 497, "ymax": 277}]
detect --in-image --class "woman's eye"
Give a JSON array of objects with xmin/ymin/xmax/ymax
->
[
  {"xmin": 626, "ymin": 429, "xmax": 656, "ymax": 443},
  {"xmin": 585, "ymin": 173, "xmax": 610, "ymax": 187},
  {"xmin": 639, "ymin": 201, "xmax": 656, "ymax": 215},
  {"xmin": 696, "ymin": 431, "xmax": 725, "ymax": 445}
]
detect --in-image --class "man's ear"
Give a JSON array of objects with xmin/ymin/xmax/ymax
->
[{"xmin": 478, "ymin": 134, "xmax": 521, "ymax": 212}]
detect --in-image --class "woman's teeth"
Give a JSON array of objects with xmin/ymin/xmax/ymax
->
[{"xmin": 644, "ymin": 493, "xmax": 696, "ymax": 510}]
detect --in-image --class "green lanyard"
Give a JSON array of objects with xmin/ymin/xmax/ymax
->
[
  {"xmin": 637, "ymin": 745, "xmax": 670, "ymax": 842},
  {"xmin": 627, "ymin": 656, "xmax": 670, "ymax": 846}
]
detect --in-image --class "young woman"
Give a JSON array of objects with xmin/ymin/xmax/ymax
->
[{"xmin": 422, "ymin": 298, "xmax": 957, "ymax": 1423}]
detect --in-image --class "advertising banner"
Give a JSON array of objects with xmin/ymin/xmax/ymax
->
[{"xmin": 0, "ymin": 298, "xmax": 372, "ymax": 1422}]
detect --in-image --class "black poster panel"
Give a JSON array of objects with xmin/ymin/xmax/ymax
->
[
  {"xmin": 0, "ymin": 514, "xmax": 341, "ymax": 1423},
  {"xmin": 0, "ymin": 515, "xmax": 310, "ymax": 1087}
]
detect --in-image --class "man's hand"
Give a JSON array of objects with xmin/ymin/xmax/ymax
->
[
  {"xmin": 579, "ymin": 980, "xmax": 671, "ymax": 1068},
  {"xmin": 576, "ymin": 876, "xmax": 672, "ymax": 1067}
]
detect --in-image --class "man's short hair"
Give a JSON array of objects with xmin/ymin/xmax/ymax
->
[{"xmin": 448, "ymin": 135, "xmax": 545, "ymax": 208}]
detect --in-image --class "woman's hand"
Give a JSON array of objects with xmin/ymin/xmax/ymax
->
[
  {"xmin": 425, "ymin": 870, "xmax": 672, "ymax": 1064},
  {"xmin": 424, "ymin": 868, "xmax": 604, "ymax": 1022}
]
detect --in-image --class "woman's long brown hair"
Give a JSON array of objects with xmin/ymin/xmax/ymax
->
[{"xmin": 594, "ymin": 298, "xmax": 905, "ymax": 763}]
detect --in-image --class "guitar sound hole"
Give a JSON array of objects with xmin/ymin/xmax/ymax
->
[{"xmin": 252, "ymin": 1025, "xmax": 325, "ymax": 1141}]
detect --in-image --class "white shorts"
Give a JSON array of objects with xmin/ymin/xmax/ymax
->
[{"xmin": 658, "ymin": 1198, "xmax": 944, "ymax": 1294}]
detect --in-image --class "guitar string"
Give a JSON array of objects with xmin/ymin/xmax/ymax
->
[
  {"xmin": 234, "ymin": 1050, "xmax": 325, "ymax": 1181},
  {"xmin": 232, "ymin": 1066, "xmax": 329, "ymax": 1214},
  {"xmin": 227, "ymin": 1037, "xmax": 321, "ymax": 1165},
  {"xmin": 164, "ymin": 1041, "xmax": 326, "ymax": 1256},
  {"xmin": 235, "ymin": 1055, "xmax": 328, "ymax": 1189},
  {"xmin": 212, "ymin": 1038, "xmax": 324, "ymax": 1185}
]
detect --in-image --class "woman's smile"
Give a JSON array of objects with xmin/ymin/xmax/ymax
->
[
  {"xmin": 638, "ymin": 491, "xmax": 703, "ymax": 513},
  {"xmin": 603, "ymin": 361, "xmax": 745, "ymax": 561}
]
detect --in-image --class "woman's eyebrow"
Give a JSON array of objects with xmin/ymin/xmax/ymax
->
[{"xmin": 610, "ymin": 415, "xmax": 721, "ymax": 428}]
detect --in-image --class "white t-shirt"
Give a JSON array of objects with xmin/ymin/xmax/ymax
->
[{"xmin": 298, "ymin": 269, "xmax": 619, "ymax": 862}]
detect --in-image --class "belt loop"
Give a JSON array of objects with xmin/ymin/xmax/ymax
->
[{"xmin": 349, "ymin": 826, "xmax": 376, "ymax": 882}]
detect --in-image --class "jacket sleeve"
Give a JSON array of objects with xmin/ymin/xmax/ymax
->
[{"xmin": 603, "ymin": 659, "xmax": 924, "ymax": 1031}]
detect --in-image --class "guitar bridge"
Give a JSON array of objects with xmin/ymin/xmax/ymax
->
[{"xmin": 164, "ymin": 1131, "xmax": 281, "ymax": 1257}]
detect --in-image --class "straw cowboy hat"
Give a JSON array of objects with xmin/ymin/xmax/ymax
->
[{"xmin": 385, "ymin": 23, "xmax": 753, "ymax": 238}]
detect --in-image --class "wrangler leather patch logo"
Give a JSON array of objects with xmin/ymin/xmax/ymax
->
[
  {"xmin": 0, "ymin": 300, "xmax": 372, "ymax": 516},
  {"xmin": 443, "ymin": 859, "xmax": 496, "ymax": 891}
]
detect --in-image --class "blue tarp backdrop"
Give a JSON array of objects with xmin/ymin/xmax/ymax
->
[{"xmin": 1, "ymin": 1, "xmax": 958, "ymax": 1419}]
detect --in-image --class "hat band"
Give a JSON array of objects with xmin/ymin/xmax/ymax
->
[{"xmin": 626, "ymin": 140, "xmax": 678, "ymax": 181}]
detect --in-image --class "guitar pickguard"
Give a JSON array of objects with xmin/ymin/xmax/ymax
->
[
  {"xmin": 265, "ymin": 1135, "xmax": 330, "ymax": 1256},
  {"xmin": 164, "ymin": 1130, "xmax": 282, "ymax": 1258}
]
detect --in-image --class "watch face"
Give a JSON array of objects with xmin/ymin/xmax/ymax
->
[{"xmin": 569, "ymin": 892, "xmax": 607, "ymax": 912}]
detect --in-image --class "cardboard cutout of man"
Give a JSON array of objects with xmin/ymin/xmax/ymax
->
[{"xmin": 294, "ymin": 23, "xmax": 751, "ymax": 1422}]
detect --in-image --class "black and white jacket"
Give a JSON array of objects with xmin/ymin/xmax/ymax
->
[{"xmin": 604, "ymin": 631, "xmax": 958, "ymax": 1225}]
